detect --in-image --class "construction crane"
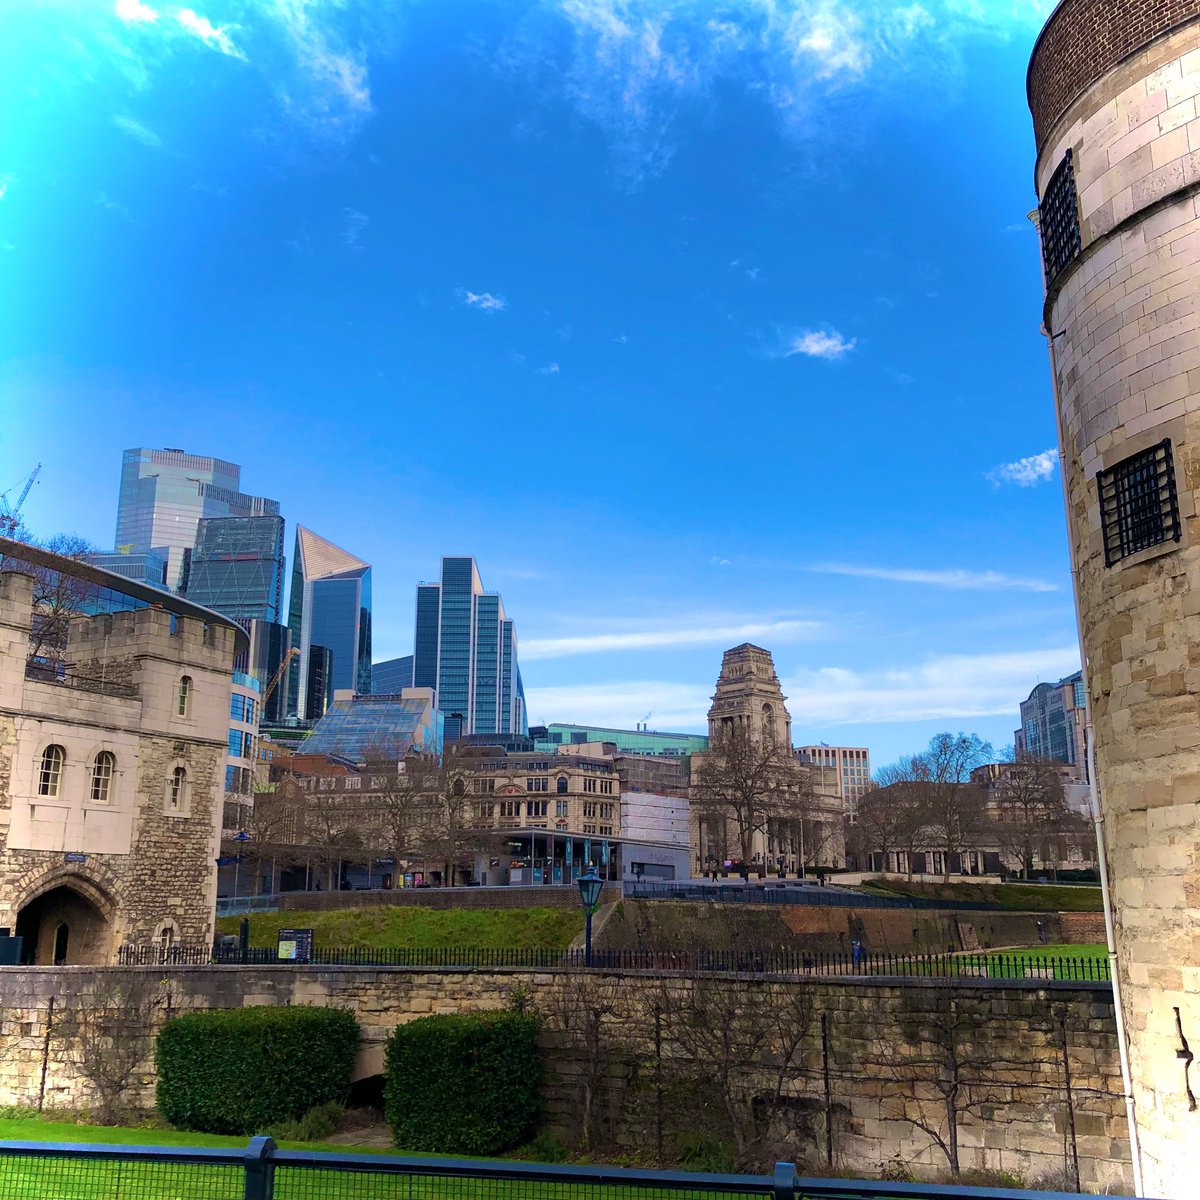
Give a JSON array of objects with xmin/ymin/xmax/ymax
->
[
  {"xmin": 0, "ymin": 463, "xmax": 41, "ymax": 536},
  {"xmin": 261, "ymin": 646, "xmax": 299, "ymax": 706}
]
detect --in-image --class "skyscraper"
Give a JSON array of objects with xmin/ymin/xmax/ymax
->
[
  {"xmin": 184, "ymin": 515, "xmax": 285, "ymax": 624},
  {"xmin": 286, "ymin": 527, "xmax": 372, "ymax": 720},
  {"xmin": 114, "ymin": 448, "xmax": 279, "ymax": 591},
  {"xmin": 412, "ymin": 556, "xmax": 526, "ymax": 739}
]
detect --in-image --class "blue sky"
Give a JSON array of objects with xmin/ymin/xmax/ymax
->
[{"xmin": 0, "ymin": 0, "xmax": 1077, "ymax": 767}]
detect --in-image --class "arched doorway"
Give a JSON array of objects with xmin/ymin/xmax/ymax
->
[{"xmin": 15, "ymin": 884, "xmax": 111, "ymax": 965}]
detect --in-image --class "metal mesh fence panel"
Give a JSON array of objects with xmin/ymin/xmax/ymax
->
[
  {"xmin": 0, "ymin": 1151, "xmax": 244, "ymax": 1199},
  {"xmin": 273, "ymin": 1164, "xmax": 767, "ymax": 1200}
]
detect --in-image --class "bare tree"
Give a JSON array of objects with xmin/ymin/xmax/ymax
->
[
  {"xmin": 866, "ymin": 758, "xmax": 935, "ymax": 878},
  {"xmin": 1, "ymin": 532, "xmax": 102, "ymax": 661},
  {"xmin": 361, "ymin": 745, "xmax": 436, "ymax": 876},
  {"xmin": 651, "ymin": 975, "xmax": 815, "ymax": 1169},
  {"xmin": 872, "ymin": 988, "xmax": 1021, "ymax": 1175},
  {"xmin": 542, "ymin": 974, "xmax": 625, "ymax": 1151},
  {"xmin": 418, "ymin": 745, "xmax": 481, "ymax": 886},
  {"xmin": 691, "ymin": 725, "xmax": 793, "ymax": 869},
  {"xmin": 58, "ymin": 974, "xmax": 163, "ymax": 1123},
  {"xmin": 990, "ymin": 754, "xmax": 1085, "ymax": 879},
  {"xmin": 914, "ymin": 734, "xmax": 992, "ymax": 881}
]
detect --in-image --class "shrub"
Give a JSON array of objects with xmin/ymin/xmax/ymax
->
[
  {"xmin": 384, "ymin": 1011, "xmax": 540, "ymax": 1155},
  {"xmin": 268, "ymin": 1101, "xmax": 345, "ymax": 1143},
  {"xmin": 676, "ymin": 1132, "xmax": 734, "ymax": 1173},
  {"xmin": 156, "ymin": 1006, "xmax": 359, "ymax": 1135},
  {"xmin": 521, "ymin": 1129, "xmax": 568, "ymax": 1162}
]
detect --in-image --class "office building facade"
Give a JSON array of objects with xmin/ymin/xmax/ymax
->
[
  {"xmin": 184, "ymin": 515, "xmax": 285, "ymax": 625},
  {"xmin": 113, "ymin": 448, "xmax": 279, "ymax": 591},
  {"xmin": 1014, "ymin": 672, "xmax": 1087, "ymax": 782},
  {"xmin": 371, "ymin": 655, "xmax": 414, "ymax": 695},
  {"xmin": 532, "ymin": 722, "xmax": 708, "ymax": 757},
  {"xmin": 85, "ymin": 549, "xmax": 169, "ymax": 590},
  {"xmin": 794, "ymin": 745, "xmax": 872, "ymax": 815},
  {"xmin": 286, "ymin": 527, "xmax": 372, "ymax": 721},
  {"xmin": 412, "ymin": 557, "xmax": 526, "ymax": 739}
]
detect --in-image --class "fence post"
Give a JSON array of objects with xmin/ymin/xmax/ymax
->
[
  {"xmin": 773, "ymin": 1161, "xmax": 797, "ymax": 1200},
  {"xmin": 243, "ymin": 1135, "xmax": 276, "ymax": 1200}
]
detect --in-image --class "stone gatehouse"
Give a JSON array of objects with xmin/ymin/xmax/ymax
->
[{"xmin": 0, "ymin": 568, "xmax": 240, "ymax": 963}]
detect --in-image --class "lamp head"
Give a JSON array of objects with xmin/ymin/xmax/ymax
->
[{"xmin": 577, "ymin": 868, "xmax": 603, "ymax": 913}]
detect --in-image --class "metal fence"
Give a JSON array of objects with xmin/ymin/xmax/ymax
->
[
  {"xmin": 0, "ymin": 1137, "xmax": 1097, "ymax": 1200},
  {"xmin": 624, "ymin": 882, "xmax": 999, "ymax": 911},
  {"xmin": 115, "ymin": 942, "xmax": 1111, "ymax": 982}
]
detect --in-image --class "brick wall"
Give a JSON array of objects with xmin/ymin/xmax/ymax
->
[
  {"xmin": 1059, "ymin": 911, "xmax": 1107, "ymax": 943},
  {"xmin": 1028, "ymin": 0, "xmax": 1200, "ymax": 147}
]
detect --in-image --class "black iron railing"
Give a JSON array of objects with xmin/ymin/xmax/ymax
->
[
  {"xmin": 114, "ymin": 942, "xmax": 1111, "ymax": 982},
  {"xmin": 0, "ymin": 1137, "xmax": 1099, "ymax": 1200},
  {"xmin": 624, "ymin": 882, "xmax": 1000, "ymax": 911}
]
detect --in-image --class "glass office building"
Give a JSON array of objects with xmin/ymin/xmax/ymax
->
[
  {"xmin": 85, "ymin": 549, "xmax": 169, "ymax": 590},
  {"xmin": 411, "ymin": 556, "xmax": 526, "ymax": 738},
  {"xmin": 372, "ymin": 655, "xmax": 414, "ymax": 694},
  {"xmin": 113, "ymin": 448, "xmax": 279, "ymax": 591},
  {"xmin": 184, "ymin": 515, "xmax": 285, "ymax": 624},
  {"xmin": 286, "ymin": 526, "xmax": 372, "ymax": 721}
]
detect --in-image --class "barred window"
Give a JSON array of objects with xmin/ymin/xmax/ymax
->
[
  {"xmin": 1040, "ymin": 150, "xmax": 1081, "ymax": 285},
  {"xmin": 1098, "ymin": 439, "xmax": 1182, "ymax": 566}
]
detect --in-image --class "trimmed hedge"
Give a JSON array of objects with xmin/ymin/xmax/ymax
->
[
  {"xmin": 156, "ymin": 1006, "xmax": 359, "ymax": 1135},
  {"xmin": 384, "ymin": 1011, "xmax": 541, "ymax": 1154}
]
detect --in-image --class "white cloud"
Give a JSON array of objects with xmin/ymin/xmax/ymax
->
[
  {"xmin": 342, "ymin": 206, "xmax": 368, "ymax": 247},
  {"xmin": 521, "ymin": 617, "xmax": 822, "ymax": 661},
  {"xmin": 784, "ymin": 329, "xmax": 856, "ymax": 360},
  {"xmin": 524, "ymin": 680, "xmax": 712, "ymax": 730},
  {"xmin": 461, "ymin": 289, "xmax": 508, "ymax": 312},
  {"xmin": 506, "ymin": 1, "xmax": 1054, "ymax": 184},
  {"xmin": 176, "ymin": 8, "xmax": 246, "ymax": 60},
  {"xmin": 987, "ymin": 448, "xmax": 1058, "ymax": 487},
  {"xmin": 710, "ymin": 555, "xmax": 731, "ymax": 566},
  {"xmin": 810, "ymin": 562, "xmax": 1058, "ymax": 593},
  {"xmin": 112, "ymin": 114, "xmax": 163, "ymax": 147},
  {"xmin": 538, "ymin": 362, "xmax": 561, "ymax": 375},
  {"xmin": 272, "ymin": 0, "xmax": 373, "ymax": 138},
  {"xmin": 781, "ymin": 645, "xmax": 1081, "ymax": 725},
  {"xmin": 523, "ymin": 644, "xmax": 1080, "ymax": 731},
  {"xmin": 115, "ymin": 0, "xmax": 159, "ymax": 23},
  {"xmin": 0, "ymin": 177, "xmax": 9, "ymax": 202}
]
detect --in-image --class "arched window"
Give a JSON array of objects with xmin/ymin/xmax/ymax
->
[
  {"xmin": 169, "ymin": 766, "xmax": 187, "ymax": 811},
  {"xmin": 90, "ymin": 751, "xmax": 115, "ymax": 804},
  {"xmin": 177, "ymin": 675, "xmax": 192, "ymax": 718},
  {"xmin": 38, "ymin": 745, "xmax": 65, "ymax": 797},
  {"xmin": 556, "ymin": 776, "xmax": 568, "ymax": 794},
  {"xmin": 157, "ymin": 924, "xmax": 176, "ymax": 963}
]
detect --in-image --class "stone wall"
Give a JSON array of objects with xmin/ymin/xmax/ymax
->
[
  {"xmin": 0, "ymin": 965, "xmax": 1130, "ymax": 1190},
  {"xmin": 1031, "ymin": 13, "xmax": 1200, "ymax": 1197}
]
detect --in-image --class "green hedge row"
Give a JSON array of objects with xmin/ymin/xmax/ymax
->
[
  {"xmin": 156, "ymin": 1006, "xmax": 359, "ymax": 1135},
  {"xmin": 384, "ymin": 1011, "xmax": 541, "ymax": 1155}
]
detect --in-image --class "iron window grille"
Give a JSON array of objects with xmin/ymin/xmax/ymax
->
[
  {"xmin": 1097, "ymin": 438, "xmax": 1182, "ymax": 566},
  {"xmin": 1040, "ymin": 149, "xmax": 1081, "ymax": 285}
]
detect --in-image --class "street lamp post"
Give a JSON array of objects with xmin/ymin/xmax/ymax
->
[{"xmin": 577, "ymin": 868, "xmax": 603, "ymax": 967}]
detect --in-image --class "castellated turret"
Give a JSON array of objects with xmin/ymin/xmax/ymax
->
[
  {"xmin": 1028, "ymin": 3, "xmax": 1200, "ymax": 1195},
  {"xmin": 0, "ymin": 569, "xmax": 237, "ymax": 964}
]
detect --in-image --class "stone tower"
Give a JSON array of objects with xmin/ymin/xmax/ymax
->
[
  {"xmin": 707, "ymin": 643, "xmax": 793, "ymax": 748},
  {"xmin": 1028, "ymin": 4, "xmax": 1200, "ymax": 1194}
]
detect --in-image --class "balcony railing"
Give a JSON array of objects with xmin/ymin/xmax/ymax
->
[{"xmin": 24, "ymin": 658, "xmax": 138, "ymax": 699}]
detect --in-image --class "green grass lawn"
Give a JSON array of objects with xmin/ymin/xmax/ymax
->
[
  {"xmin": 856, "ymin": 879, "xmax": 1104, "ymax": 912},
  {"xmin": 216, "ymin": 905, "xmax": 584, "ymax": 951},
  {"xmin": 0, "ymin": 1118, "xmax": 684, "ymax": 1200}
]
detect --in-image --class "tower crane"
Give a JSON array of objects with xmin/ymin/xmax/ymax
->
[
  {"xmin": 0, "ymin": 463, "xmax": 41, "ymax": 536},
  {"xmin": 261, "ymin": 646, "xmax": 299, "ymax": 706}
]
